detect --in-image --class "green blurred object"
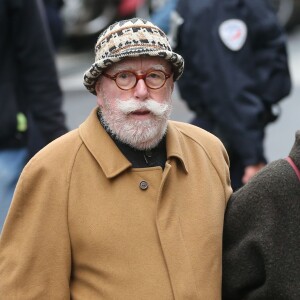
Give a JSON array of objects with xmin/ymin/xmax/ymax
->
[{"xmin": 16, "ymin": 112, "xmax": 28, "ymax": 132}]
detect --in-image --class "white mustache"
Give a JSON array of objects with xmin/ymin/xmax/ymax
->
[{"xmin": 116, "ymin": 99, "xmax": 170, "ymax": 117}]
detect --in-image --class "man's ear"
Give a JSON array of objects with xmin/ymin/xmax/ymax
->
[
  {"xmin": 95, "ymin": 79, "xmax": 101, "ymax": 94},
  {"xmin": 95, "ymin": 79, "xmax": 104, "ymax": 106}
]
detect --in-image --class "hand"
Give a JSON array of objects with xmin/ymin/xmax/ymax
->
[{"xmin": 242, "ymin": 163, "xmax": 266, "ymax": 184}]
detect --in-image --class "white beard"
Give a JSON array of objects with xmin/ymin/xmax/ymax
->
[{"xmin": 100, "ymin": 95, "xmax": 172, "ymax": 150}]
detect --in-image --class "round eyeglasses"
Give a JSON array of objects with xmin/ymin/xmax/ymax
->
[{"xmin": 102, "ymin": 70, "xmax": 172, "ymax": 90}]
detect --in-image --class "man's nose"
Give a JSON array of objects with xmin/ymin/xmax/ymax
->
[{"xmin": 133, "ymin": 79, "xmax": 149, "ymax": 100}]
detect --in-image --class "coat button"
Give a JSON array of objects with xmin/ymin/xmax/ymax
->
[{"xmin": 139, "ymin": 180, "xmax": 148, "ymax": 190}]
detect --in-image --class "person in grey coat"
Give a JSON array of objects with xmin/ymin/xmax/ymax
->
[{"xmin": 222, "ymin": 130, "xmax": 300, "ymax": 299}]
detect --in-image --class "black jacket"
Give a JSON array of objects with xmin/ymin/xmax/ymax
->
[
  {"xmin": 0, "ymin": 0, "xmax": 67, "ymax": 154},
  {"xmin": 174, "ymin": 0, "xmax": 291, "ymax": 166},
  {"xmin": 222, "ymin": 130, "xmax": 300, "ymax": 299}
]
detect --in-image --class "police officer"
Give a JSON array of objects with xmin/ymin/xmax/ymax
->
[{"xmin": 173, "ymin": 0, "xmax": 291, "ymax": 190}]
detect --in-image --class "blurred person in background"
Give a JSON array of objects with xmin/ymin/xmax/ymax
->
[
  {"xmin": 223, "ymin": 130, "xmax": 300, "ymax": 298},
  {"xmin": 150, "ymin": 0, "xmax": 178, "ymax": 33},
  {"xmin": 0, "ymin": 18, "xmax": 232, "ymax": 298},
  {"xmin": 173, "ymin": 0, "xmax": 292, "ymax": 190},
  {"xmin": 43, "ymin": 0, "xmax": 65, "ymax": 50},
  {"xmin": 0, "ymin": 0, "xmax": 68, "ymax": 231},
  {"xmin": 118, "ymin": 0, "xmax": 144, "ymax": 19}
]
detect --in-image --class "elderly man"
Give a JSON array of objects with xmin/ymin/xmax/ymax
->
[{"xmin": 0, "ymin": 18, "xmax": 232, "ymax": 299}]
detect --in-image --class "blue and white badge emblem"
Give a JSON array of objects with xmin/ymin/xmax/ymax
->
[{"xmin": 219, "ymin": 19, "xmax": 247, "ymax": 51}]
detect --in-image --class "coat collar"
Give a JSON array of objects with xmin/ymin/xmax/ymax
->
[
  {"xmin": 79, "ymin": 108, "xmax": 189, "ymax": 178},
  {"xmin": 165, "ymin": 121, "xmax": 189, "ymax": 174}
]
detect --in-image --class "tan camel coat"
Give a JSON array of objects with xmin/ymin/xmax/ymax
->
[{"xmin": 0, "ymin": 108, "xmax": 232, "ymax": 299}]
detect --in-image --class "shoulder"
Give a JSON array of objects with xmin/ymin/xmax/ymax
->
[
  {"xmin": 33, "ymin": 129, "xmax": 81, "ymax": 157},
  {"xmin": 226, "ymin": 159, "xmax": 300, "ymax": 223},
  {"xmin": 169, "ymin": 120, "xmax": 226, "ymax": 152},
  {"xmin": 170, "ymin": 120, "xmax": 219, "ymax": 139},
  {"xmin": 231, "ymin": 159, "xmax": 297, "ymax": 203},
  {"xmin": 11, "ymin": 129, "xmax": 84, "ymax": 207},
  {"xmin": 169, "ymin": 121, "xmax": 231, "ymax": 195},
  {"xmin": 23, "ymin": 129, "xmax": 83, "ymax": 177}
]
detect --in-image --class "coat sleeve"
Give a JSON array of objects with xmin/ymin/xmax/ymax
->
[
  {"xmin": 222, "ymin": 160, "xmax": 300, "ymax": 299},
  {"xmin": 0, "ymin": 150, "xmax": 72, "ymax": 299}
]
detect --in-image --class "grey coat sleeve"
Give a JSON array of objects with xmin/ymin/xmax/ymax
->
[{"xmin": 222, "ymin": 159, "xmax": 300, "ymax": 299}]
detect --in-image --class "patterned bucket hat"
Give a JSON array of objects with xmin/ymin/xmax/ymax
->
[{"xmin": 83, "ymin": 18, "xmax": 184, "ymax": 95}]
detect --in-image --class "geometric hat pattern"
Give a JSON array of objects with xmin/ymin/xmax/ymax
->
[{"xmin": 83, "ymin": 18, "xmax": 184, "ymax": 95}]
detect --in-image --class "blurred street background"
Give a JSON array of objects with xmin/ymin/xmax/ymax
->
[{"xmin": 56, "ymin": 1, "xmax": 300, "ymax": 163}]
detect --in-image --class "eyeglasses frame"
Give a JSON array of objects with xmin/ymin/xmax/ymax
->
[{"xmin": 102, "ymin": 69, "xmax": 172, "ymax": 90}]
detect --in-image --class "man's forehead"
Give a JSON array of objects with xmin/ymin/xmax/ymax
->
[{"xmin": 108, "ymin": 57, "xmax": 171, "ymax": 72}]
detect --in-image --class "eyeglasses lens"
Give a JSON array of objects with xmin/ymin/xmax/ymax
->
[
  {"xmin": 116, "ymin": 72, "xmax": 135, "ymax": 90},
  {"xmin": 146, "ymin": 71, "xmax": 165, "ymax": 89}
]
